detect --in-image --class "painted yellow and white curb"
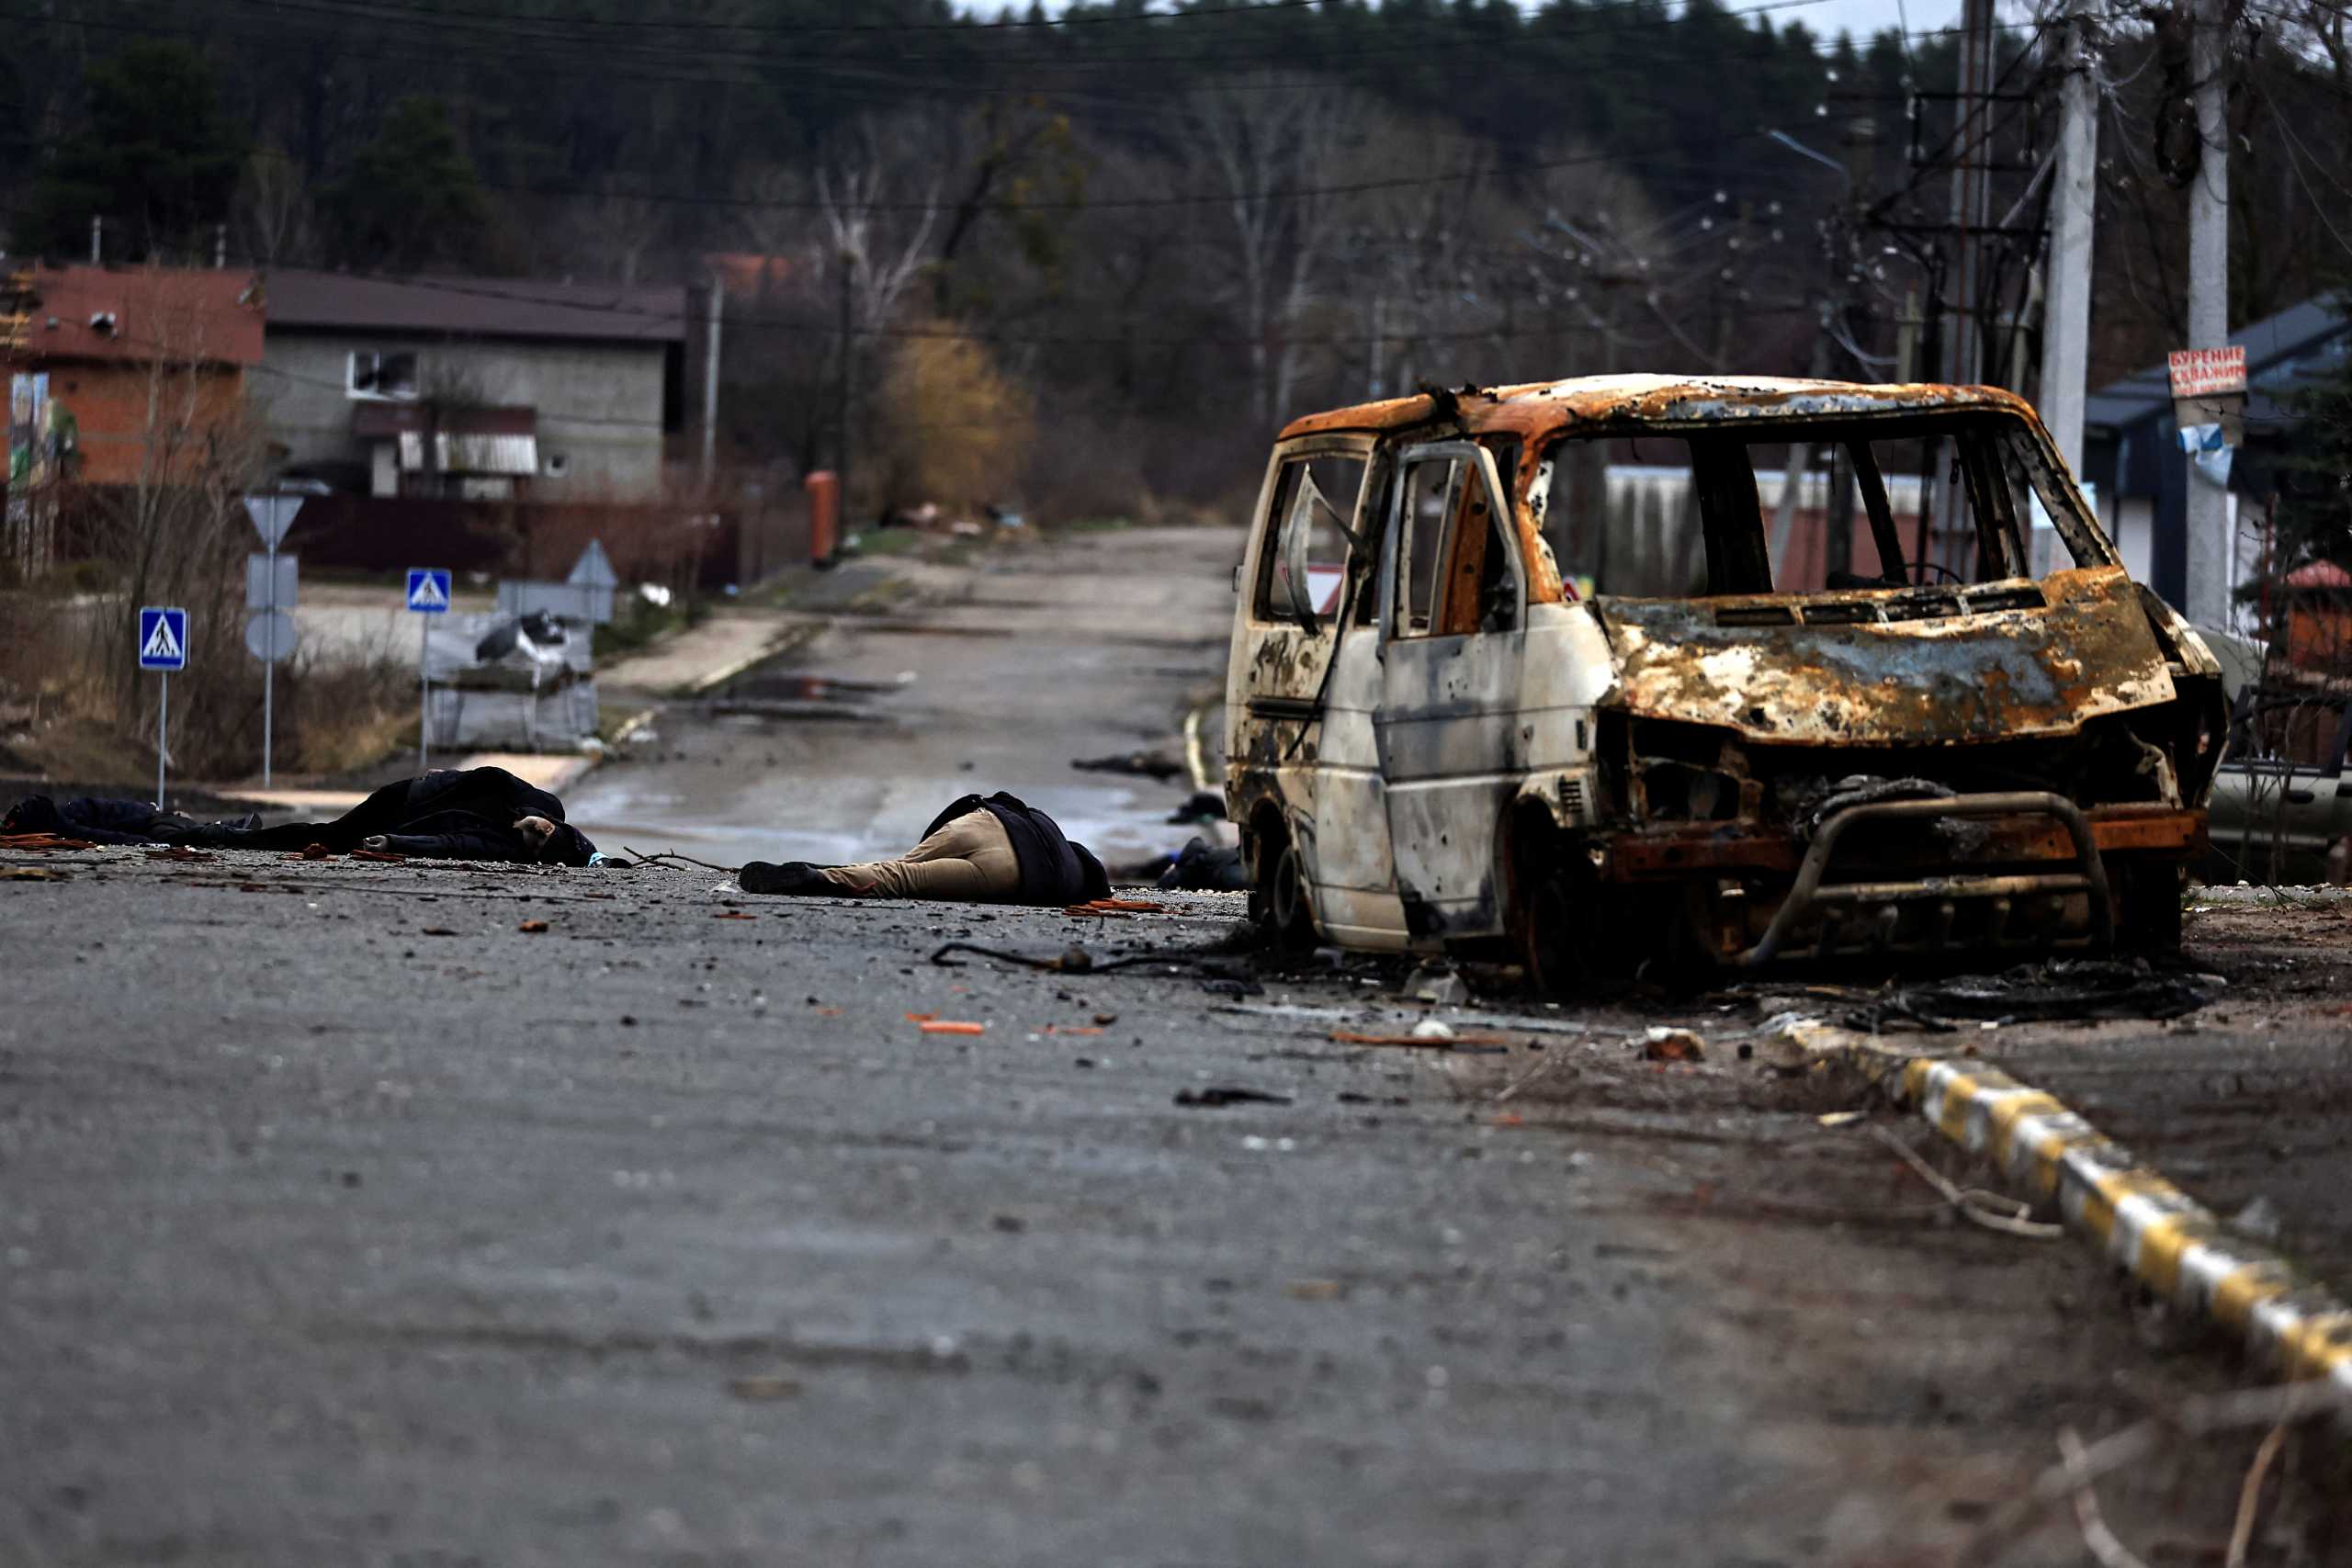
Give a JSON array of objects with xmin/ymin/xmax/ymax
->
[{"xmin": 1834, "ymin": 1039, "xmax": 2352, "ymax": 1401}]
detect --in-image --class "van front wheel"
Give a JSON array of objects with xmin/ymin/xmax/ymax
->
[{"xmin": 1250, "ymin": 821, "xmax": 1317, "ymax": 952}]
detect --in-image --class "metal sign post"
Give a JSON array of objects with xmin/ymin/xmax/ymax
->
[
  {"xmin": 405, "ymin": 568, "xmax": 451, "ymax": 770},
  {"xmin": 243, "ymin": 495, "xmax": 304, "ymax": 786},
  {"xmin": 137, "ymin": 606, "xmax": 188, "ymax": 808}
]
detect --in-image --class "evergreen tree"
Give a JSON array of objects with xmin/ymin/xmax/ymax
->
[
  {"xmin": 17, "ymin": 42, "xmax": 246, "ymax": 263},
  {"xmin": 323, "ymin": 96, "xmax": 493, "ymax": 273},
  {"xmin": 2267, "ymin": 296, "xmax": 2352, "ymax": 577}
]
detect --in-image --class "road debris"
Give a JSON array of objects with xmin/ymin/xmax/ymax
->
[
  {"xmin": 517, "ymin": 919, "xmax": 550, "ymax": 933},
  {"xmin": 1643, "ymin": 1027, "xmax": 1706, "ymax": 1063},
  {"xmin": 1174, "ymin": 1087, "xmax": 1292, "ymax": 1108},
  {"xmin": 1405, "ymin": 966, "xmax": 1466, "ymax": 1006},
  {"xmin": 1870, "ymin": 1125, "xmax": 2062, "ymax": 1240},
  {"xmin": 918, "ymin": 1020, "xmax": 986, "ymax": 1034},
  {"xmin": 1071, "ymin": 750, "xmax": 1186, "ymax": 782},
  {"xmin": 148, "ymin": 846, "xmax": 216, "ymax": 862},
  {"xmin": 1156, "ymin": 837, "xmax": 1248, "ymax": 891},
  {"xmin": 1066, "ymin": 897, "xmax": 1166, "ymax": 915},
  {"xmin": 1848, "ymin": 960, "xmax": 2210, "ymax": 1031},
  {"xmin": 1329, "ymin": 1028, "xmax": 1511, "ymax": 1051},
  {"xmin": 0, "ymin": 832, "xmax": 96, "ymax": 852}
]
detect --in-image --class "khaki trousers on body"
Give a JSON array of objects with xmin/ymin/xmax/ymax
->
[{"xmin": 819, "ymin": 809, "xmax": 1021, "ymax": 900}]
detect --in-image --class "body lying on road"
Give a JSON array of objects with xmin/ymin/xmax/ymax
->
[
  {"xmin": 3, "ymin": 766, "xmax": 598, "ymax": 866},
  {"xmin": 740, "ymin": 790, "xmax": 1109, "ymax": 905}
]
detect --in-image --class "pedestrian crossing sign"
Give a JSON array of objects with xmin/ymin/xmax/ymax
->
[
  {"xmin": 138, "ymin": 606, "xmax": 188, "ymax": 671},
  {"xmin": 406, "ymin": 568, "xmax": 452, "ymax": 614}
]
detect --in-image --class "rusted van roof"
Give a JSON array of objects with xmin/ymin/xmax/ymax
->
[{"xmin": 1276, "ymin": 375, "xmax": 2035, "ymax": 442}]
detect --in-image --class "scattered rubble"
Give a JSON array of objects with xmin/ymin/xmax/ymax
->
[
  {"xmin": 1847, "ymin": 959, "xmax": 2211, "ymax": 1031},
  {"xmin": 1643, "ymin": 1027, "xmax": 1707, "ymax": 1063}
]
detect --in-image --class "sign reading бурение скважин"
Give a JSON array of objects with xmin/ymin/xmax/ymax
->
[{"xmin": 2167, "ymin": 346, "xmax": 2247, "ymax": 400}]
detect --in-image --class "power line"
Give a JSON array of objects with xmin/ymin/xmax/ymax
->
[{"xmin": 237, "ymin": 257, "xmax": 1815, "ymax": 349}]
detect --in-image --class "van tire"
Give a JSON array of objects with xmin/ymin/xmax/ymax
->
[
  {"xmin": 1250, "ymin": 818, "xmax": 1317, "ymax": 952},
  {"xmin": 1510, "ymin": 821, "xmax": 1600, "ymax": 997},
  {"xmin": 2116, "ymin": 862, "xmax": 2185, "ymax": 956}
]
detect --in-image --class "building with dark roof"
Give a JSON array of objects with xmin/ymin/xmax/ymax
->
[
  {"xmin": 2081, "ymin": 294, "xmax": 2351, "ymax": 626},
  {"xmin": 256, "ymin": 269, "xmax": 694, "ymax": 502}
]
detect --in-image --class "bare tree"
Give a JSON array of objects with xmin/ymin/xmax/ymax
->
[
  {"xmin": 1188, "ymin": 75, "xmax": 1372, "ymax": 430},
  {"xmin": 816, "ymin": 116, "xmax": 943, "ymax": 334},
  {"xmin": 92, "ymin": 268, "xmax": 270, "ymax": 772},
  {"xmin": 564, "ymin": 182, "xmax": 669, "ymax": 285},
  {"xmin": 236, "ymin": 146, "xmax": 316, "ymax": 266}
]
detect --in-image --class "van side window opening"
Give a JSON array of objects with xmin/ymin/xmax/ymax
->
[
  {"xmin": 1538, "ymin": 413, "xmax": 2110, "ymax": 597},
  {"xmin": 1393, "ymin": 451, "xmax": 1521, "ymax": 637},
  {"xmin": 1396, "ymin": 457, "xmax": 1463, "ymax": 636},
  {"xmin": 1256, "ymin": 453, "xmax": 1366, "ymax": 629}
]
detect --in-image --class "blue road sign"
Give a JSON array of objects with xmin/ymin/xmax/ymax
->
[
  {"xmin": 406, "ymin": 568, "xmax": 452, "ymax": 614},
  {"xmin": 138, "ymin": 606, "xmax": 188, "ymax": 671}
]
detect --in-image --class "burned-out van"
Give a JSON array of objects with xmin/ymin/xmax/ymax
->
[{"xmin": 1223, "ymin": 376, "xmax": 2226, "ymax": 987}]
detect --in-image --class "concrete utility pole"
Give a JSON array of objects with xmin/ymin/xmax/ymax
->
[
  {"xmin": 2183, "ymin": 0, "xmax": 2233, "ymax": 628},
  {"xmin": 835, "ymin": 252, "xmax": 854, "ymax": 515},
  {"xmin": 1927, "ymin": 0, "xmax": 1999, "ymax": 577},
  {"xmin": 2038, "ymin": 0, "xmax": 2098, "ymax": 483},
  {"xmin": 700, "ymin": 269, "xmax": 724, "ymax": 489},
  {"xmin": 1945, "ymin": 0, "xmax": 1998, "ymax": 392}
]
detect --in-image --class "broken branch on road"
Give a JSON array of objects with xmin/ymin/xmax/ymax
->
[{"xmin": 1869, "ymin": 1125, "xmax": 2063, "ymax": 1240}]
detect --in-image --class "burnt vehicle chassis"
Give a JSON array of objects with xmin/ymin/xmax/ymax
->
[{"xmin": 1226, "ymin": 377, "xmax": 2228, "ymax": 986}]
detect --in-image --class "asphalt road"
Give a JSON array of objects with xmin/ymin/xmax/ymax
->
[
  {"xmin": 6, "ymin": 526, "xmax": 2348, "ymax": 1566},
  {"xmin": 567, "ymin": 527, "xmax": 1240, "ymax": 875}
]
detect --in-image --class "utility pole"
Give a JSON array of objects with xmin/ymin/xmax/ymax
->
[
  {"xmin": 835, "ymin": 251, "xmax": 854, "ymax": 520},
  {"xmin": 1929, "ymin": 0, "xmax": 1999, "ymax": 578},
  {"xmin": 2033, "ymin": 0, "xmax": 2097, "ymax": 483},
  {"xmin": 700, "ymin": 268, "xmax": 724, "ymax": 490},
  {"xmin": 2183, "ymin": 0, "xmax": 2233, "ymax": 628},
  {"xmin": 1946, "ymin": 0, "xmax": 1997, "ymax": 390}
]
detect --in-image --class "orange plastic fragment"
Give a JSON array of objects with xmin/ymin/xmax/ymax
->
[
  {"xmin": 904, "ymin": 1011, "xmax": 937, "ymax": 1022},
  {"xmin": 517, "ymin": 919, "xmax": 550, "ymax": 933},
  {"xmin": 918, "ymin": 1020, "xmax": 986, "ymax": 1035}
]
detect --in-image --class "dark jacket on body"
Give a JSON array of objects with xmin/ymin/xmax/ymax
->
[
  {"xmin": 923, "ymin": 791, "xmax": 1111, "ymax": 906},
  {"xmin": 6, "ymin": 768, "xmax": 595, "ymax": 865}
]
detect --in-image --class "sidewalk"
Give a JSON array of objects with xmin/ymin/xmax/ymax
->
[
  {"xmin": 597, "ymin": 606, "xmax": 809, "ymax": 696},
  {"xmin": 220, "ymin": 750, "xmax": 599, "ymax": 818}
]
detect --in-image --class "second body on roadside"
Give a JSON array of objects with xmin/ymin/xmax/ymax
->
[{"xmin": 741, "ymin": 791, "xmax": 1110, "ymax": 905}]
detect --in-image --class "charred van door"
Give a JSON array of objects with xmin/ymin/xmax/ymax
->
[
  {"xmin": 1374, "ymin": 440, "xmax": 1528, "ymax": 942},
  {"xmin": 1232, "ymin": 435, "xmax": 1410, "ymax": 945},
  {"xmin": 1237, "ymin": 437, "xmax": 1373, "ymax": 717}
]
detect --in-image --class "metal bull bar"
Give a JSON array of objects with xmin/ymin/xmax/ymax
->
[{"xmin": 1737, "ymin": 791, "xmax": 2114, "ymax": 968}]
